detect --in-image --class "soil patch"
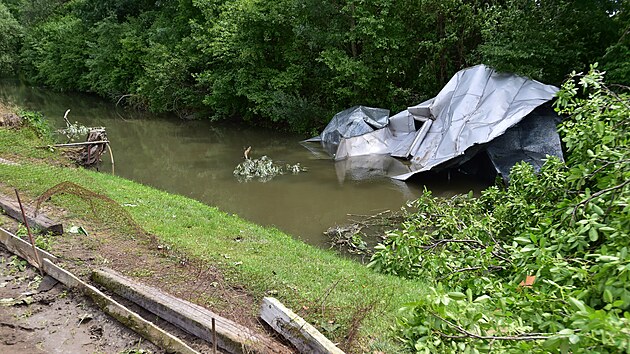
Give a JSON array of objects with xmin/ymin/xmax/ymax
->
[{"xmin": 0, "ymin": 244, "xmax": 162, "ymax": 354}]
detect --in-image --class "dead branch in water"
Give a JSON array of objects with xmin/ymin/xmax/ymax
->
[{"xmin": 326, "ymin": 209, "xmax": 404, "ymax": 258}]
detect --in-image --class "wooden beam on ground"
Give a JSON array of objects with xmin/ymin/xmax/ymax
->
[
  {"xmin": 260, "ymin": 297, "xmax": 345, "ymax": 354},
  {"xmin": 42, "ymin": 259, "xmax": 199, "ymax": 354},
  {"xmin": 0, "ymin": 227, "xmax": 198, "ymax": 354},
  {"xmin": 0, "ymin": 227, "xmax": 56, "ymax": 268},
  {"xmin": 92, "ymin": 268, "xmax": 290, "ymax": 354},
  {"xmin": 0, "ymin": 195, "xmax": 63, "ymax": 235}
]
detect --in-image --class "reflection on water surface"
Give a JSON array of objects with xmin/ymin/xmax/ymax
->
[{"xmin": 0, "ymin": 80, "xmax": 488, "ymax": 246}]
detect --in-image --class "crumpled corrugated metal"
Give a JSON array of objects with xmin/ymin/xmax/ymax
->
[{"xmin": 306, "ymin": 64, "xmax": 563, "ymax": 181}]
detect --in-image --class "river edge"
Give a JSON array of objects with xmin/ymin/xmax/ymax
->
[{"xmin": 0, "ymin": 108, "xmax": 428, "ymax": 352}]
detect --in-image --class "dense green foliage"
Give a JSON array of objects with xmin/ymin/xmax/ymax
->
[
  {"xmin": 18, "ymin": 109, "xmax": 51, "ymax": 139},
  {"xmin": 0, "ymin": 2, "xmax": 22, "ymax": 76},
  {"xmin": 477, "ymin": 0, "xmax": 622, "ymax": 84},
  {"xmin": 368, "ymin": 68, "xmax": 630, "ymax": 352},
  {"xmin": 0, "ymin": 0, "xmax": 627, "ymax": 132}
]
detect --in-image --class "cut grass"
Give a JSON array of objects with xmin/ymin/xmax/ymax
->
[
  {"xmin": 0, "ymin": 126, "xmax": 60, "ymax": 160},
  {"xmin": 0, "ymin": 124, "xmax": 427, "ymax": 351}
]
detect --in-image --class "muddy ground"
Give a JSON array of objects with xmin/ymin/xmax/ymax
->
[{"xmin": 0, "ymin": 244, "xmax": 163, "ymax": 354}]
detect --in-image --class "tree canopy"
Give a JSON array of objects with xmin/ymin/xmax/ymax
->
[{"xmin": 0, "ymin": 0, "xmax": 628, "ymax": 132}]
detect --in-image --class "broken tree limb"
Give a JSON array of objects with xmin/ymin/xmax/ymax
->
[
  {"xmin": 260, "ymin": 297, "xmax": 345, "ymax": 354},
  {"xmin": 0, "ymin": 194, "xmax": 63, "ymax": 235},
  {"xmin": 92, "ymin": 268, "xmax": 291, "ymax": 354},
  {"xmin": 42, "ymin": 259, "xmax": 199, "ymax": 354},
  {"xmin": 63, "ymin": 109, "xmax": 71, "ymax": 127}
]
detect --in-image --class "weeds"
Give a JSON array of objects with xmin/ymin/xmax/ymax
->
[
  {"xmin": 8, "ymin": 255, "xmax": 27, "ymax": 274},
  {"xmin": 18, "ymin": 110, "xmax": 52, "ymax": 140}
]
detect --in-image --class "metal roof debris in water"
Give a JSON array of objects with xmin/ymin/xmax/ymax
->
[{"xmin": 305, "ymin": 64, "xmax": 564, "ymax": 181}]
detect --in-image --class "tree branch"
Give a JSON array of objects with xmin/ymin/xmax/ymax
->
[
  {"xmin": 422, "ymin": 239, "xmax": 485, "ymax": 252},
  {"xmin": 438, "ymin": 265, "xmax": 505, "ymax": 281},
  {"xmin": 572, "ymin": 179, "xmax": 630, "ymax": 220},
  {"xmin": 586, "ymin": 159, "xmax": 630, "ymax": 180},
  {"xmin": 429, "ymin": 311, "xmax": 550, "ymax": 341}
]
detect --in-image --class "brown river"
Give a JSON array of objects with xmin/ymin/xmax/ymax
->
[{"xmin": 0, "ymin": 80, "xmax": 489, "ymax": 246}]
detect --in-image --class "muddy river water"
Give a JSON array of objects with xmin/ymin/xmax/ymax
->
[{"xmin": 0, "ymin": 80, "xmax": 488, "ymax": 246}]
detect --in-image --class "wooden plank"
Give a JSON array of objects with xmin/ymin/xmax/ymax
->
[
  {"xmin": 92, "ymin": 268, "xmax": 290, "ymax": 354},
  {"xmin": 42, "ymin": 259, "xmax": 199, "ymax": 354},
  {"xmin": 260, "ymin": 297, "xmax": 345, "ymax": 354},
  {"xmin": 0, "ymin": 227, "xmax": 57, "ymax": 268},
  {"xmin": 0, "ymin": 227, "xmax": 197, "ymax": 354},
  {"xmin": 0, "ymin": 195, "xmax": 63, "ymax": 235}
]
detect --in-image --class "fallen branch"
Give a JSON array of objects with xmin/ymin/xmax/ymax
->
[
  {"xmin": 586, "ymin": 159, "xmax": 630, "ymax": 180},
  {"xmin": 437, "ymin": 265, "xmax": 505, "ymax": 281},
  {"xmin": 422, "ymin": 239, "xmax": 485, "ymax": 252},
  {"xmin": 63, "ymin": 109, "xmax": 71, "ymax": 127},
  {"xmin": 572, "ymin": 178, "xmax": 630, "ymax": 220},
  {"xmin": 429, "ymin": 311, "xmax": 550, "ymax": 341},
  {"xmin": 115, "ymin": 94, "xmax": 134, "ymax": 108}
]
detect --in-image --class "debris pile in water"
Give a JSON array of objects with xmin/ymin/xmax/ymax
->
[
  {"xmin": 0, "ymin": 112, "xmax": 21, "ymax": 127},
  {"xmin": 233, "ymin": 155, "xmax": 306, "ymax": 183}
]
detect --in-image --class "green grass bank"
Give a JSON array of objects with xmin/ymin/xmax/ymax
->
[{"xmin": 0, "ymin": 122, "xmax": 427, "ymax": 352}]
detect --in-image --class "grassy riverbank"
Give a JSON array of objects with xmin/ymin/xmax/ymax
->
[{"xmin": 0, "ymin": 109, "xmax": 427, "ymax": 352}]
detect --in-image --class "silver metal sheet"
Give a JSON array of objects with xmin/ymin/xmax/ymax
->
[
  {"xmin": 393, "ymin": 65, "xmax": 559, "ymax": 180},
  {"xmin": 305, "ymin": 64, "xmax": 562, "ymax": 182},
  {"xmin": 317, "ymin": 105, "xmax": 389, "ymax": 146}
]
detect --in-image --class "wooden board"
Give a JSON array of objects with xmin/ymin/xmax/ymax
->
[
  {"xmin": 0, "ymin": 227, "xmax": 56, "ymax": 268},
  {"xmin": 42, "ymin": 259, "xmax": 199, "ymax": 354},
  {"xmin": 0, "ymin": 227, "xmax": 197, "ymax": 353},
  {"xmin": 260, "ymin": 297, "xmax": 345, "ymax": 354},
  {"xmin": 92, "ymin": 268, "xmax": 291, "ymax": 354},
  {"xmin": 0, "ymin": 195, "xmax": 63, "ymax": 235}
]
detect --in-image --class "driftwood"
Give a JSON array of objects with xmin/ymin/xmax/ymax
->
[
  {"xmin": 0, "ymin": 194, "xmax": 63, "ymax": 235},
  {"xmin": 92, "ymin": 268, "xmax": 291, "ymax": 354},
  {"xmin": 260, "ymin": 297, "xmax": 345, "ymax": 354},
  {"xmin": 79, "ymin": 129, "xmax": 108, "ymax": 166}
]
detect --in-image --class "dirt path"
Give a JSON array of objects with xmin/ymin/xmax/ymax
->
[{"xmin": 0, "ymin": 245, "xmax": 163, "ymax": 354}]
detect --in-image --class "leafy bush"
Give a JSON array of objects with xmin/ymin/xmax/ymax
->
[
  {"xmin": 369, "ymin": 67, "xmax": 629, "ymax": 352},
  {"xmin": 21, "ymin": 14, "xmax": 89, "ymax": 90},
  {"xmin": 19, "ymin": 109, "xmax": 52, "ymax": 140}
]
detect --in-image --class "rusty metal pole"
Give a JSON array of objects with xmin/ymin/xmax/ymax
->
[
  {"xmin": 212, "ymin": 317, "xmax": 217, "ymax": 353},
  {"xmin": 15, "ymin": 189, "xmax": 44, "ymax": 276}
]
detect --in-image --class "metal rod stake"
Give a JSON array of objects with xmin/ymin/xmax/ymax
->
[
  {"xmin": 212, "ymin": 317, "xmax": 217, "ymax": 353},
  {"xmin": 15, "ymin": 189, "xmax": 44, "ymax": 276}
]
